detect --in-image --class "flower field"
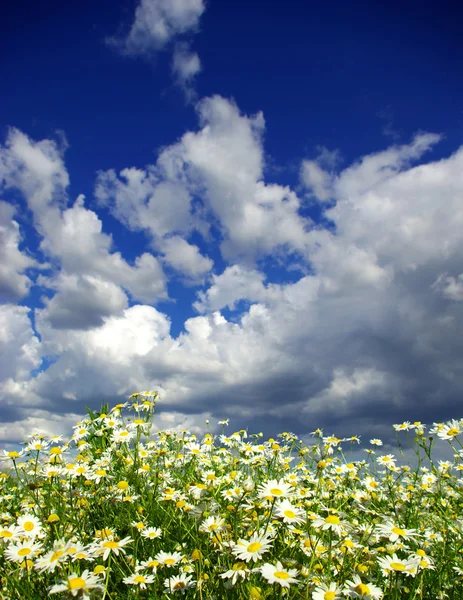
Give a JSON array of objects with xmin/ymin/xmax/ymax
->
[{"xmin": 1, "ymin": 392, "xmax": 463, "ymax": 599}]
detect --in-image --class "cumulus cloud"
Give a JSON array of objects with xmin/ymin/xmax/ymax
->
[
  {"xmin": 110, "ymin": 0, "xmax": 206, "ymax": 55},
  {"xmin": 1, "ymin": 107, "xmax": 463, "ymax": 456},
  {"xmin": 0, "ymin": 201, "xmax": 38, "ymax": 302},
  {"xmin": 39, "ymin": 273, "xmax": 129, "ymax": 330},
  {"xmin": 161, "ymin": 236, "xmax": 212, "ymax": 278}
]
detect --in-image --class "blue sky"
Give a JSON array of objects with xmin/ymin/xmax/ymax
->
[{"xmin": 1, "ymin": 0, "xmax": 463, "ymax": 455}]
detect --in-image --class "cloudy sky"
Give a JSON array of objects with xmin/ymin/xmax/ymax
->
[{"xmin": 1, "ymin": 0, "xmax": 463, "ymax": 452}]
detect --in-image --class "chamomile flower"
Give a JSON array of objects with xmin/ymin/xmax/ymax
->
[
  {"xmin": 123, "ymin": 572, "xmax": 155, "ymax": 589},
  {"xmin": 199, "ymin": 515, "xmax": 227, "ymax": 534},
  {"xmin": 232, "ymin": 533, "xmax": 273, "ymax": 562},
  {"xmin": 437, "ymin": 419, "xmax": 462, "ymax": 440},
  {"xmin": 164, "ymin": 573, "xmax": 196, "ymax": 593},
  {"xmin": 258, "ymin": 478, "xmax": 293, "ymax": 499},
  {"xmin": 273, "ymin": 499, "xmax": 305, "ymax": 525},
  {"xmin": 136, "ymin": 557, "xmax": 159, "ymax": 572},
  {"xmin": 220, "ymin": 562, "xmax": 252, "ymax": 586},
  {"xmin": 49, "ymin": 570, "xmax": 104, "ymax": 597},
  {"xmin": 155, "ymin": 550, "xmax": 184, "ymax": 567},
  {"xmin": 96, "ymin": 536, "xmax": 133, "ymax": 561},
  {"xmin": 142, "ymin": 526, "xmax": 163, "ymax": 540},
  {"xmin": 312, "ymin": 581, "xmax": 344, "ymax": 600},
  {"xmin": 259, "ymin": 561, "xmax": 299, "ymax": 588},
  {"xmin": 312, "ymin": 513, "xmax": 345, "ymax": 536},
  {"xmin": 375, "ymin": 519, "xmax": 420, "ymax": 543},
  {"xmin": 0, "ymin": 525, "xmax": 20, "ymax": 543},
  {"xmin": 111, "ymin": 428, "xmax": 135, "ymax": 444},
  {"xmin": 343, "ymin": 574, "xmax": 383, "ymax": 598},
  {"xmin": 34, "ymin": 540, "xmax": 70, "ymax": 573},
  {"xmin": 17, "ymin": 513, "xmax": 44, "ymax": 539},
  {"xmin": 4, "ymin": 540, "xmax": 43, "ymax": 563},
  {"xmin": 376, "ymin": 553, "xmax": 419, "ymax": 577}
]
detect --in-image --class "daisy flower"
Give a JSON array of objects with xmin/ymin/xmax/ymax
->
[
  {"xmin": 312, "ymin": 513, "xmax": 345, "ymax": 536},
  {"xmin": 34, "ymin": 541, "xmax": 70, "ymax": 573},
  {"xmin": 408, "ymin": 549, "xmax": 435, "ymax": 571},
  {"xmin": 123, "ymin": 572, "xmax": 155, "ymax": 589},
  {"xmin": 312, "ymin": 581, "xmax": 344, "ymax": 600},
  {"xmin": 136, "ymin": 557, "xmax": 159, "ymax": 572},
  {"xmin": 0, "ymin": 525, "xmax": 21, "ymax": 543},
  {"xmin": 1, "ymin": 449, "xmax": 24, "ymax": 461},
  {"xmin": 376, "ymin": 553, "xmax": 419, "ymax": 577},
  {"xmin": 232, "ymin": 533, "xmax": 273, "ymax": 563},
  {"xmin": 155, "ymin": 550, "xmax": 184, "ymax": 567},
  {"xmin": 142, "ymin": 526, "xmax": 163, "ymax": 540},
  {"xmin": 220, "ymin": 562, "xmax": 252, "ymax": 586},
  {"xmin": 273, "ymin": 499, "xmax": 305, "ymax": 525},
  {"xmin": 96, "ymin": 536, "xmax": 133, "ymax": 561},
  {"xmin": 111, "ymin": 428, "xmax": 135, "ymax": 444},
  {"xmin": 437, "ymin": 419, "xmax": 462, "ymax": 440},
  {"xmin": 17, "ymin": 513, "xmax": 44, "ymax": 539},
  {"xmin": 199, "ymin": 515, "xmax": 227, "ymax": 534},
  {"xmin": 343, "ymin": 574, "xmax": 383, "ymax": 598},
  {"xmin": 260, "ymin": 561, "xmax": 299, "ymax": 588},
  {"xmin": 49, "ymin": 570, "xmax": 104, "ymax": 597},
  {"xmin": 376, "ymin": 455, "xmax": 397, "ymax": 469},
  {"xmin": 375, "ymin": 519, "xmax": 420, "ymax": 543},
  {"xmin": 258, "ymin": 478, "xmax": 293, "ymax": 499},
  {"xmin": 4, "ymin": 540, "xmax": 43, "ymax": 563},
  {"xmin": 163, "ymin": 573, "xmax": 196, "ymax": 593}
]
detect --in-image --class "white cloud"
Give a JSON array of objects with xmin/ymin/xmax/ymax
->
[
  {"xmin": 0, "ymin": 128, "xmax": 69, "ymax": 215},
  {"xmin": 39, "ymin": 273, "xmax": 129, "ymax": 330},
  {"xmin": 0, "ymin": 305, "xmax": 41, "ymax": 383},
  {"xmin": 2, "ymin": 113, "xmax": 463, "ymax": 453},
  {"xmin": 110, "ymin": 0, "xmax": 206, "ymax": 55},
  {"xmin": 194, "ymin": 265, "xmax": 274, "ymax": 312},
  {"xmin": 161, "ymin": 236, "xmax": 212, "ymax": 277},
  {"xmin": 0, "ymin": 127, "xmax": 170, "ymax": 306},
  {"xmin": 172, "ymin": 42, "xmax": 201, "ymax": 89},
  {"xmin": 431, "ymin": 272, "xmax": 463, "ymax": 301},
  {"xmin": 0, "ymin": 201, "xmax": 38, "ymax": 302},
  {"xmin": 159, "ymin": 96, "xmax": 311, "ymax": 262}
]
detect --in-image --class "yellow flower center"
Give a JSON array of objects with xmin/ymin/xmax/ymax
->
[
  {"xmin": 391, "ymin": 527, "xmax": 405, "ymax": 536},
  {"xmin": 269, "ymin": 488, "xmax": 283, "ymax": 496},
  {"xmin": 247, "ymin": 542, "xmax": 262, "ymax": 553},
  {"xmin": 0, "ymin": 530, "xmax": 13, "ymax": 538},
  {"xmin": 117, "ymin": 481, "xmax": 129, "ymax": 489},
  {"xmin": 274, "ymin": 571, "xmax": 290, "ymax": 580},
  {"xmin": 103, "ymin": 541, "xmax": 119, "ymax": 549},
  {"xmin": 447, "ymin": 428, "xmax": 459, "ymax": 436},
  {"xmin": 23, "ymin": 522, "xmax": 34, "ymax": 531},
  {"xmin": 324, "ymin": 593, "xmax": 336, "ymax": 600},
  {"xmin": 147, "ymin": 561, "xmax": 158, "ymax": 568},
  {"xmin": 18, "ymin": 548, "xmax": 31, "ymax": 557},
  {"xmin": 354, "ymin": 583, "xmax": 371, "ymax": 595},
  {"xmin": 325, "ymin": 515, "xmax": 340, "ymax": 525},
  {"xmin": 174, "ymin": 582, "xmax": 186, "ymax": 589},
  {"xmin": 96, "ymin": 469, "xmax": 106, "ymax": 476},
  {"xmin": 390, "ymin": 562, "xmax": 405, "ymax": 571},
  {"xmin": 69, "ymin": 577, "xmax": 86, "ymax": 590},
  {"xmin": 134, "ymin": 575, "xmax": 146, "ymax": 583},
  {"xmin": 164, "ymin": 558, "xmax": 176, "ymax": 565},
  {"xmin": 51, "ymin": 550, "xmax": 64, "ymax": 561},
  {"xmin": 8, "ymin": 451, "xmax": 19, "ymax": 458},
  {"xmin": 284, "ymin": 510, "xmax": 296, "ymax": 519}
]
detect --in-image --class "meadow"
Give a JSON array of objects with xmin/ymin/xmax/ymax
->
[{"xmin": 1, "ymin": 391, "xmax": 463, "ymax": 599}]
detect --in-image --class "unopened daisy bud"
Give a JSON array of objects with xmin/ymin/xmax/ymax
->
[
  {"xmin": 191, "ymin": 549, "xmax": 203, "ymax": 561},
  {"xmin": 250, "ymin": 586, "xmax": 262, "ymax": 599},
  {"xmin": 47, "ymin": 513, "xmax": 60, "ymax": 523}
]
